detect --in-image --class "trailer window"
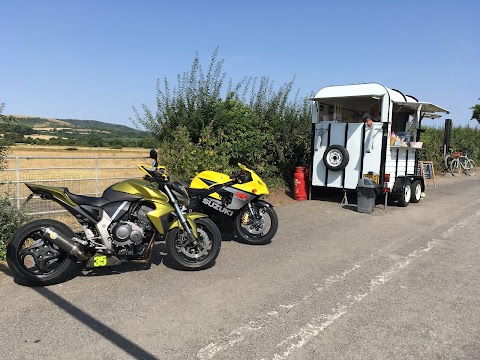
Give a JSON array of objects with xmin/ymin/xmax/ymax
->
[{"xmin": 315, "ymin": 97, "xmax": 381, "ymax": 123}]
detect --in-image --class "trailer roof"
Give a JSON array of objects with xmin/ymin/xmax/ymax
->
[{"xmin": 311, "ymin": 83, "xmax": 449, "ymax": 115}]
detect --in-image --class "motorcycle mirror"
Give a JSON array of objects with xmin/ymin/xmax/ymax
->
[
  {"xmin": 238, "ymin": 154, "xmax": 249, "ymax": 164},
  {"xmin": 229, "ymin": 155, "xmax": 249, "ymax": 166},
  {"xmin": 149, "ymin": 149, "xmax": 158, "ymax": 160},
  {"xmin": 238, "ymin": 155, "xmax": 257, "ymax": 172}
]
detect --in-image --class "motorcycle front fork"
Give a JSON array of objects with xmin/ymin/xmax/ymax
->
[
  {"xmin": 247, "ymin": 203, "xmax": 260, "ymax": 220},
  {"xmin": 163, "ymin": 185, "xmax": 197, "ymax": 246}
]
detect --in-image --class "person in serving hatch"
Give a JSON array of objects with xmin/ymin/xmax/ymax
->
[{"xmin": 362, "ymin": 104, "xmax": 380, "ymax": 127}]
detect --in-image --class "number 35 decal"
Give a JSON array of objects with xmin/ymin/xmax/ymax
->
[{"xmin": 93, "ymin": 255, "xmax": 107, "ymax": 267}]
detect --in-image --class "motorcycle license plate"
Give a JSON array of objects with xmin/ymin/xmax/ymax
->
[{"xmin": 363, "ymin": 173, "xmax": 379, "ymax": 184}]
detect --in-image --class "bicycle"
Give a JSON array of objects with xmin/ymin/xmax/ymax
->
[
  {"xmin": 449, "ymin": 149, "xmax": 476, "ymax": 176},
  {"xmin": 444, "ymin": 148, "xmax": 469, "ymax": 174},
  {"xmin": 444, "ymin": 147, "xmax": 462, "ymax": 172}
]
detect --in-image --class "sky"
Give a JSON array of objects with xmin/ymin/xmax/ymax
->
[{"xmin": 1, "ymin": 0, "xmax": 479, "ymax": 129}]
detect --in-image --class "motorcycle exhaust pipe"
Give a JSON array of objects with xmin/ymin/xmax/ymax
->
[{"xmin": 42, "ymin": 227, "xmax": 89, "ymax": 260}]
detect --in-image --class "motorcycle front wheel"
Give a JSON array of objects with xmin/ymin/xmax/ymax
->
[
  {"xmin": 165, "ymin": 217, "xmax": 221, "ymax": 270},
  {"xmin": 6, "ymin": 219, "xmax": 79, "ymax": 286},
  {"xmin": 234, "ymin": 202, "xmax": 278, "ymax": 245}
]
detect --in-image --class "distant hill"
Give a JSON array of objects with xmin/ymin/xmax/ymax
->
[
  {"xmin": 61, "ymin": 119, "xmax": 142, "ymax": 133},
  {"xmin": 12, "ymin": 116, "xmax": 143, "ymax": 133},
  {"xmin": 2, "ymin": 115, "xmax": 155, "ymax": 148},
  {"xmin": 12, "ymin": 116, "xmax": 73, "ymax": 128}
]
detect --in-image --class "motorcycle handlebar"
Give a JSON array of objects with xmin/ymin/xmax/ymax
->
[{"xmin": 145, "ymin": 168, "xmax": 169, "ymax": 184}]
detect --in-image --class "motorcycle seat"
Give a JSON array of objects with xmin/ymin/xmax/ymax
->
[{"xmin": 64, "ymin": 189, "xmax": 109, "ymax": 207}]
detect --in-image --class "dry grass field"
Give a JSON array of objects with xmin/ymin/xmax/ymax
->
[
  {"xmin": 27, "ymin": 135, "xmax": 67, "ymax": 140},
  {"xmin": 1, "ymin": 145, "xmax": 294, "ymax": 230},
  {"xmin": 3, "ymin": 145, "xmax": 147, "ymax": 187},
  {"xmin": 7, "ymin": 144, "xmax": 147, "ymax": 157},
  {"xmin": 1, "ymin": 145, "xmax": 149, "ymax": 229},
  {"xmin": 4, "ymin": 144, "xmax": 146, "ymax": 175}
]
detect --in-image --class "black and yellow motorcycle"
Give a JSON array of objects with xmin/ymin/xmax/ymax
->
[
  {"xmin": 7, "ymin": 150, "xmax": 221, "ymax": 286},
  {"xmin": 183, "ymin": 157, "xmax": 278, "ymax": 245}
]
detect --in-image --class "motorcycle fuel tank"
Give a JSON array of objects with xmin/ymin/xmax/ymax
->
[{"xmin": 110, "ymin": 178, "xmax": 168, "ymax": 202}]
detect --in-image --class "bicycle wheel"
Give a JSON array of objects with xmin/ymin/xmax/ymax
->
[
  {"xmin": 449, "ymin": 158, "xmax": 461, "ymax": 176},
  {"xmin": 444, "ymin": 154, "xmax": 453, "ymax": 172},
  {"xmin": 464, "ymin": 159, "xmax": 476, "ymax": 176}
]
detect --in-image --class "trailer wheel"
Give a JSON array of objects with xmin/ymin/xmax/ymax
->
[
  {"xmin": 397, "ymin": 180, "xmax": 411, "ymax": 207},
  {"xmin": 323, "ymin": 145, "xmax": 349, "ymax": 171},
  {"xmin": 410, "ymin": 180, "xmax": 422, "ymax": 203}
]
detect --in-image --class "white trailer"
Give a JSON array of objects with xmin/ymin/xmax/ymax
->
[{"xmin": 309, "ymin": 83, "xmax": 449, "ymax": 206}]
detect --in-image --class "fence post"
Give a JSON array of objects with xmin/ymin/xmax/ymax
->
[
  {"xmin": 15, "ymin": 156, "xmax": 20, "ymax": 210},
  {"xmin": 95, "ymin": 157, "xmax": 99, "ymax": 196}
]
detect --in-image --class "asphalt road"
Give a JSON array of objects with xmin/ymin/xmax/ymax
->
[{"xmin": 1, "ymin": 174, "xmax": 479, "ymax": 360}]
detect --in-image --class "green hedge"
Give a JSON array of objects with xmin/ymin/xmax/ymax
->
[
  {"xmin": 419, "ymin": 126, "xmax": 480, "ymax": 171},
  {"xmin": 0, "ymin": 197, "xmax": 30, "ymax": 260}
]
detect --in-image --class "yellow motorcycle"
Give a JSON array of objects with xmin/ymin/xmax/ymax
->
[
  {"xmin": 7, "ymin": 150, "xmax": 221, "ymax": 286},
  {"xmin": 183, "ymin": 156, "xmax": 278, "ymax": 245}
]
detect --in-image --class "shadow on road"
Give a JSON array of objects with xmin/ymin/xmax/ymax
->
[
  {"xmin": 35, "ymin": 287, "xmax": 159, "ymax": 359},
  {"xmin": 0, "ymin": 258, "xmax": 160, "ymax": 359}
]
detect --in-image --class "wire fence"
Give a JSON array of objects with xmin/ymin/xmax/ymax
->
[{"xmin": 0, "ymin": 155, "xmax": 146, "ymax": 216}]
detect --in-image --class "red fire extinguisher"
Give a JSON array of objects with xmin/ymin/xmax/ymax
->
[{"xmin": 293, "ymin": 166, "xmax": 307, "ymax": 201}]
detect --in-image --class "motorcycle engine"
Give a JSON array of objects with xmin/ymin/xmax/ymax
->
[
  {"xmin": 111, "ymin": 221, "xmax": 144, "ymax": 248},
  {"xmin": 109, "ymin": 205, "xmax": 155, "ymax": 256}
]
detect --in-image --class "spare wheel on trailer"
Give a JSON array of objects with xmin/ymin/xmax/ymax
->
[{"xmin": 323, "ymin": 145, "xmax": 349, "ymax": 171}]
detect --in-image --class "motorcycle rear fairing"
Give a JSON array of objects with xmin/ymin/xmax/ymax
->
[{"xmin": 188, "ymin": 165, "xmax": 268, "ymax": 211}]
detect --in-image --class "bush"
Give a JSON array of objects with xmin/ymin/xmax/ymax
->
[
  {"xmin": 0, "ymin": 197, "xmax": 30, "ymax": 260},
  {"xmin": 133, "ymin": 49, "xmax": 312, "ymax": 186}
]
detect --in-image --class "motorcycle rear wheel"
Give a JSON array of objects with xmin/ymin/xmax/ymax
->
[
  {"xmin": 234, "ymin": 202, "xmax": 278, "ymax": 245},
  {"xmin": 165, "ymin": 217, "xmax": 221, "ymax": 270},
  {"xmin": 6, "ymin": 219, "xmax": 79, "ymax": 286}
]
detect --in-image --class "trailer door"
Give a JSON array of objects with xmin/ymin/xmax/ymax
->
[{"xmin": 312, "ymin": 122, "xmax": 383, "ymax": 190}]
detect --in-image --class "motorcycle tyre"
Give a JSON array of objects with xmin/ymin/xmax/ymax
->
[
  {"xmin": 6, "ymin": 219, "xmax": 79, "ymax": 286},
  {"xmin": 234, "ymin": 202, "xmax": 278, "ymax": 245},
  {"xmin": 165, "ymin": 217, "xmax": 221, "ymax": 270}
]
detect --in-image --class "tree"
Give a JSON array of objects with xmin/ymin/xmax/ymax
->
[
  {"xmin": 132, "ymin": 47, "xmax": 228, "ymax": 143},
  {"xmin": 3, "ymin": 132, "xmax": 25, "ymax": 144},
  {"xmin": 0, "ymin": 103, "xmax": 15, "ymax": 170},
  {"xmin": 471, "ymin": 99, "xmax": 480, "ymax": 124},
  {"xmin": 132, "ymin": 48, "xmax": 312, "ymax": 185}
]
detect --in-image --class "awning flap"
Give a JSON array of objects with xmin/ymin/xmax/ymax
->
[{"xmin": 395, "ymin": 101, "xmax": 449, "ymax": 114}]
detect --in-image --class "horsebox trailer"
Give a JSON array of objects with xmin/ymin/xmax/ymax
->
[{"xmin": 309, "ymin": 83, "xmax": 449, "ymax": 206}]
